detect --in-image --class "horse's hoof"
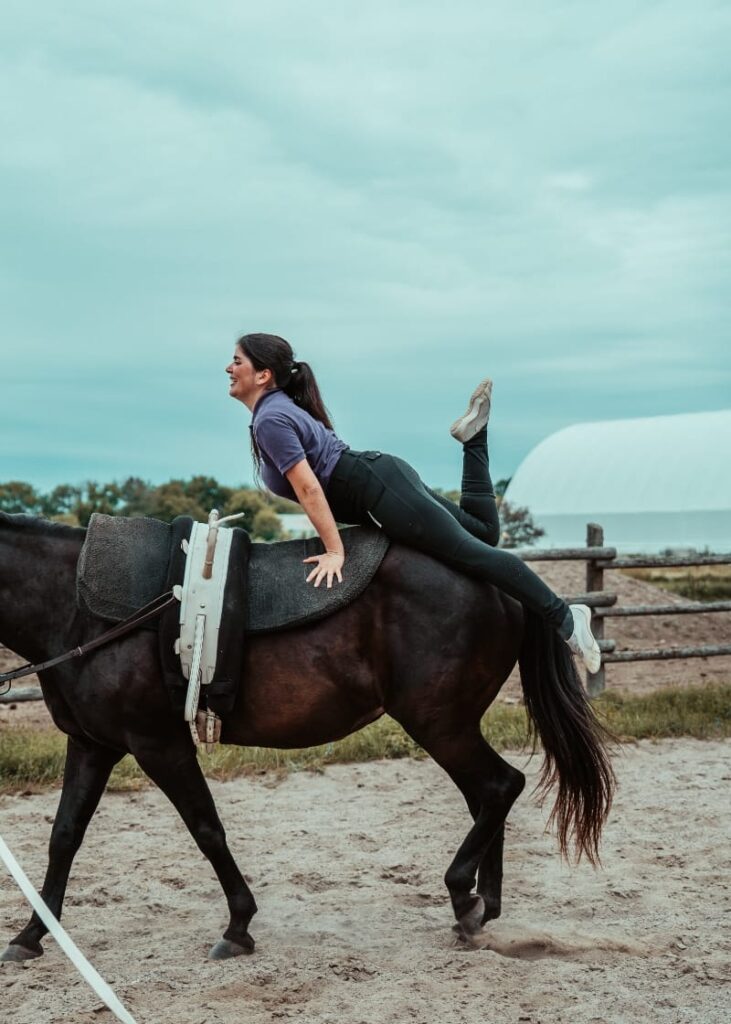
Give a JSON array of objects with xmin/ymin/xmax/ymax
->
[
  {"xmin": 1, "ymin": 944, "xmax": 43, "ymax": 963},
  {"xmin": 209, "ymin": 935, "xmax": 255, "ymax": 960},
  {"xmin": 455, "ymin": 895, "xmax": 485, "ymax": 938}
]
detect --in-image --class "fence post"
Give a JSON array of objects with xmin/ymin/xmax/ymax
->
[{"xmin": 585, "ymin": 522, "xmax": 606, "ymax": 696}]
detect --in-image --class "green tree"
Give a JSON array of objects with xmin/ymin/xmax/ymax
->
[
  {"xmin": 73, "ymin": 481, "xmax": 124, "ymax": 527},
  {"xmin": 39, "ymin": 483, "xmax": 84, "ymax": 520},
  {"xmin": 223, "ymin": 487, "xmax": 267, "ymax": 530},
  {"xmin": 251, "ymin": 507, "xmax": 284, "ymax": 541},
  {"xmin": 118, "ymin": 476, "xmax": 154, "ymax": 517},
  {"xmin": 0, "ymin": 481, "xmax": 41, "ymax": 514},
  {"xmin": 145, "ymin": 480, "xmax": 207, "ymax": 522},
  {"xmin": 184, "ymin": 475, "xmax": 232, "ymax": 515},
  {"xmin": 499, "ymin": 500, "xmax": 545, "ymax": 549}
]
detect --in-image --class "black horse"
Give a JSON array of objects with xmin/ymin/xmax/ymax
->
[{"xmin": 0, "ymin": 512, "xmax": 613, "ymax": 961}]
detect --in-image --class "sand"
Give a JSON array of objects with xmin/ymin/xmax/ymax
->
[{"xmin": 1, "ymin": 740, "xmax": 729, "ymax": 1024}]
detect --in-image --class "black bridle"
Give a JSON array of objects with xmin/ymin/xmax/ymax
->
[{"xmin": 0, "ymin": 590, "xmax": 177, "ymax": 696}]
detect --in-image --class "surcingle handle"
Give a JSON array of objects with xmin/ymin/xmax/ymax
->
[{"xmin": 202, "ymin": 510, "xmax": 245, "ymax": 580}]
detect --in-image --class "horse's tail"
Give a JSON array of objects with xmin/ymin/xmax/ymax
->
[{"xmin": 518, "ymin": 607, "xmax": 615, "ymax": 865}]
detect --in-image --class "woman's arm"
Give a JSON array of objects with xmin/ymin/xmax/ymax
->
[{"xmin": 285, "ymin": 458, "xmax": 344, "ymax": 588}]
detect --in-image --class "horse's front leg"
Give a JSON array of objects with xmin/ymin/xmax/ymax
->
[
  {"xmin": 132, "ymin": 739, "xmax": 257, "ymax": 959},
  {"xmin": 2, "ymin": 736, "xmax": 123, "ymax": 962}
]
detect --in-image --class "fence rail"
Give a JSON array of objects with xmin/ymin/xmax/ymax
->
[
  {"xmin": 602, "ymin": 644, "xmax": 731, "ymax": 664},
  {"xmin": 518, "ymin": 521, "xmax": 731, "ymax": 696},
  {"xmin": 597, "ymin": 554, "xmax": 731, "ymax": 570},
  {"xmin": 599, "ymin": 600, "xmax": 731, "ymax": 617},
  {"xmin": 512, "ymin": 545, "xmax": 618, "ymax": 562},
  {"xmin": 2, "ymin": 523, "xmax": 729, "ymax": 705}
]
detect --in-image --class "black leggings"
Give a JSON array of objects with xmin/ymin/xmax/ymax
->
[{"xmin": 325, "ymin": 433, "xmax": 568, "ymax": 630}]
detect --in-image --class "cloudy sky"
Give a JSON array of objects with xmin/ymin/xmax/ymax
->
[{"xmin": 2, "ymin": 1, "xmax": 729, "ymax": 494}]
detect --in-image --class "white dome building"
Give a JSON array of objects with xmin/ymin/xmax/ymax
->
[{"xmin": 504, "ymin": 410, "xmax": 731, "ymax": 553}]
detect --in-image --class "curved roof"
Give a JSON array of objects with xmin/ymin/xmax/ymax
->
[{"xmin": 505, "ymin": 410, "xmax": 731, "ymax": 515}]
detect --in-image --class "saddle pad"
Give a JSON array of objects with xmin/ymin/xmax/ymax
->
[
  {"xmin": 77, "ymin": 513, "xmax": 172, "ymax": 621},
  {"xmin": 246, "ymin": 527, "xmax": 390, "ymax": 633},
  {"xmin": 77, "ymin": 514, "xmax": 390, "ymax": 633}
]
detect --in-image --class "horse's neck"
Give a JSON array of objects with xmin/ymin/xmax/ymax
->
[{"xmin": 0, "ymin": 518, "xmax": 83, "ymax": 664}]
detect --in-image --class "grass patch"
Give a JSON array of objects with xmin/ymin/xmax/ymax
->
[
  {"xmin": 622, "ymin": 565, "xmax": 731, "ymax": 602},
  {"xmin": 1, "ymin": 684, "xmax": 729, "ymax": 794},
  {"xmin": 596, "ymin": 684, "xmax": 731, "ymax": 741},
  {"xmin": 0, "ymin": 729, "xmax": 67, "ymax": 789}
]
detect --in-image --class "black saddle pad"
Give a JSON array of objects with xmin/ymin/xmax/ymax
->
[
  {"xmin": 77, "ymin": 514, "xmax": 172, "ymax": 622},
  {"xmin": 77, "ymin": 513, "xmax": 390, "ymax": 633},
  {"xmin": 246, "ymin": 528, "xmax": 390, "ymax": 633}
]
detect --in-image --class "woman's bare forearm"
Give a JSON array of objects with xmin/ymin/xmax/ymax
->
[{"xmin": 296, "ymin": 484, "xmax": 345, "ymax": 554}]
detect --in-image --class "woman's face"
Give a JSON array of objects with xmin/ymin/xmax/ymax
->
[{"xmin": 226, "ymin": 348, "xmax": 272, "ymax": 406}]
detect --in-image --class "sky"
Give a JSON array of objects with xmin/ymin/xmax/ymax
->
[{"xmin": 1, "ymin": 1, "xmax": 730, "ymax": 494}]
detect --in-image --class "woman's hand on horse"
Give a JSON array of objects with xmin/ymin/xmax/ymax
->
[{"xmin": 303, "ymin": 551, "xmax": 344, "ymax": 588}]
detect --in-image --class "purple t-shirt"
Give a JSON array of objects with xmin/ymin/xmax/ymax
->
[{"xmin": 250, "ymin": 389, "xmax": 348, "ymax": 502}]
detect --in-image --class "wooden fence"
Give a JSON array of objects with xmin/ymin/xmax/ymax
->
[
  {"xmin": 2, "ymin": 521, "xmax": 730, "ymax": 705},
  {"xmin": 513, "ymin": 522, "xmax": 731, "ymax": 696}
]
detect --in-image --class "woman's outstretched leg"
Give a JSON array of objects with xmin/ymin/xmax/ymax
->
[
  {"xmin": 452, "ymin": 378, "xmax": 499, "ymax": 533},
  {"xmin": 445, "ymin": 378, "xmax": 599, "ymax": 671},
  {"xmin": 426, "ymin": 379, "xmax": 500, "ymax": 546},
  {"xmin": 459, "ymin": 426, "xmax": 500, "ymax": 543}
]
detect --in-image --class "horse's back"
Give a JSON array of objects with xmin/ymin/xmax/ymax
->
[{"xmin": 225, "ymin": 542, "xmax": 523, "ymax": 746}]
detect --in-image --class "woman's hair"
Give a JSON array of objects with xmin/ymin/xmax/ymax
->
[
  {"xmin": 236, "ymin": 332, "xmax": 335, "ymax": 485},
  {"xmin": 236, "ymin": 333, "xmax": 334, "ymax": 428}
]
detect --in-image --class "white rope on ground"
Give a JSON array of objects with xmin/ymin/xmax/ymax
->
[{"xmin": 0, "ymin": 833, "xmax": 138, "ymax": 1024}]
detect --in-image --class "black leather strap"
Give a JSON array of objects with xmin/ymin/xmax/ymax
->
[{"xmin": 0, "ymin": 590, "xmax": 177, "ymax": 689}]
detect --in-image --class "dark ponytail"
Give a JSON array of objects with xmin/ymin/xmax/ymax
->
[
  {"xmin": 236, "ymin": 333, "xmax": 335, "ymax": 430},
  {"xmin": 236, "ymin": 333, "xmax": 336, "ymax": 486},
  {"xmin": 282, "ymin": 360, "xmax": 335, "ymax": 430}
]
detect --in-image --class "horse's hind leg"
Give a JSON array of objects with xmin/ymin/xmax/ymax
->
[
  {"xmin": 476, "ymin": 823, "xmax": 507, "ymax": 922},
  {"xmin": 443, "ymin": 740, "xmax": 524, "ymax": 935},
  {"xmin": 451, "ymin": 792, "xmax": 508, "ymax": 924},
  {"xmin": 132, "ymin": 741, "xmax": 257, "ymax": 959},
  {"xmin": 2, "ymin": 736, "xmax": 123, "ymax": 962},
  {"xmin": 395, "ymin": 719, "xmax": 524, "ymax": 937}
]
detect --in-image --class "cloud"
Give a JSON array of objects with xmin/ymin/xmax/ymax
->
[{"xmin": 0, "ymin": 1, "xmax": 729, "ymax": 489}]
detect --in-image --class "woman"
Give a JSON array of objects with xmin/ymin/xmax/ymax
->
[{"xmin": 226, "ymin": 332, "xmax": 601, "ymax": 673}]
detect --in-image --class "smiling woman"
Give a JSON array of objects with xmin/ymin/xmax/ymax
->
[{"xmin": 225, "ymin": 332, "xmax": 602, "ymax": 673}]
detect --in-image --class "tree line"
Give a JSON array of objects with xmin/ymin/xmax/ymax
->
[
  {"xmin": 0, "ymin": 477, "xmax": 291, "ymax": 540},
  {"xmin": 0, "ymin": 476, "xmax": 544, "ymax": 547}
]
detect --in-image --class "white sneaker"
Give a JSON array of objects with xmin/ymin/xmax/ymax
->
[
  {"xmin": 450, "ymin": 378, "xmax": 493, "ymax": 443},
  {"xmin": 566, "ymin": 604, "xmax": 601, "ymax": 674}
]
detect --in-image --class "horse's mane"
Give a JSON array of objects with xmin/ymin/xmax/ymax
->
[{"xmin": 0, "ymin": 511, "xmax": 86, "ymax": 540}]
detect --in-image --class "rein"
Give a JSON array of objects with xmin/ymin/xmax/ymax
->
[{"xmin": 0, "ymin": 590, "xmax": 177, "ymax": 694}]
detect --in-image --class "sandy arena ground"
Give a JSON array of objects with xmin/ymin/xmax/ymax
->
[
  {"xmin": 1, "ymin": 740, "xmax": 729, "ymax": 1024},
  {"xmin": 1, "ymin": 563, "xmax": 729, "ymax": 1023}
]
